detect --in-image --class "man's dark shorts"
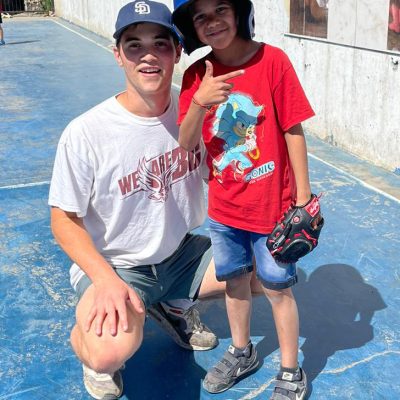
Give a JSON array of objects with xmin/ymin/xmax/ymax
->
[{"xmin": 75, "ymin": 234, "xmax": 212, "ymax": 309}]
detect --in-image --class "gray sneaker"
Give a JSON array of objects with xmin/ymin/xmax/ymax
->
[
  {"xmin": 203, "ymin": 341, "xmax": 259, "ymax": 393},
  {"xmin": 270, "ymin": 368, "xmax": 307, "ymax": 400},
  {"xmin": 82, "ymin": 364, "xmax": 123, "ymax": 399},
  {"xmin": 147, "ymin": 302, "xmax": 218, "ymax": 350}
]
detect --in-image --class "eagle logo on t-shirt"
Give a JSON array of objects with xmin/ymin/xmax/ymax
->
[
  {"xmin": 117, "ymin": 145, "xmax": 202, "ymax": 200},
  {"xmin": 137, "ymin": 157, "xmax": 178, "ymax": 202}
]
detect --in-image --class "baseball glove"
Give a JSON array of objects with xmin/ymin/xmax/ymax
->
[{"xmin": 266, "ymin": 194, "xmax": 324, "ymax": 263}]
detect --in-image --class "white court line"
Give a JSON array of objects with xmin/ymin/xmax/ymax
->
[
  {"xmin": 5, "ymin": 20, "xmax": 397, "ymax": 205},
  {"xmin": 0, "ymin": 386, "xmax": 42, "ymax": 399},
  {"xmin": 2, "ymin": 158, "xmax": 398, "ymax": 205},
  {"xmin": 50, "ymin": 18, "xmax": 114, "ymax": 53},
  {"xmin": 308, "ymin": 153, "xmax": 400, "ymax": 204},
  {"xmin": 51, "ymin": 18, "xmax": 186, "ymax": 92},
  {"xmin": 0, "ymin": 181, "xmax": 50, "ymax": 190}
]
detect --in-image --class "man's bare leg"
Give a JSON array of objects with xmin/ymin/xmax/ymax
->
[{"xmin": 71, "ymin": 284, "xmax": 146, "ymax": 374}]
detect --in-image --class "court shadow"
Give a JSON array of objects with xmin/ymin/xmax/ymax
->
[
  {"xmin": 5, "ymin": 204, "xmax": 385, "ymax": 399},
  {"xmin": 3, "ymin": 40, "xmax": 40, "ymax": 45},
  {"xmin": 294, "ymin": 264, "xmax": 386, "ymax": 396},
  {"xmin": 123, "ymin": 319, "xmax": 206, "ymax": 399},
  {"xmin": 196, "ymin": 263, "xmax": 386, "ymax": 399}
]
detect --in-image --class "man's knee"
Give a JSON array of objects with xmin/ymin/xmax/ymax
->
[
  {"xmin": 88, "ymin": 349, "xmax": 124, "ymax": 374},
  {"xmin": 72, "ymin": 322, "xmax": 144, "ymax": 373},
  {"xmin": 88, "ymin": 341, "xmax": 139, "ymax": 373},
  {"xmin": 72, "ymin": 286, "xmax": 145, "ymax": 373}
]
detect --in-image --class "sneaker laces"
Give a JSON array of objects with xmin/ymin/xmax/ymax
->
[{"xmin": 183, "ymin": 307, "xmax": 204, "ymax": 334}]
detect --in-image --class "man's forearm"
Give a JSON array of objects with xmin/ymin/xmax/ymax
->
[
  {"xmin": 51, "ymin": 207, "xmax": 144, "ymax": 335},
  {"xmin": 50, "ymin": 207, "xmax": 117, "ymax": 284}
]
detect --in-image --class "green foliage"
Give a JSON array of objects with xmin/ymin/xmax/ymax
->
[{"xmin": 40, "ymin": 0, "xmax": 54, "ymax": 12}]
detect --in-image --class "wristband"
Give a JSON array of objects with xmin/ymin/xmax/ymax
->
[
  {"xmin": 192, "ymin": 95, "xmax": 213, "ymax": 111},
  {"xmin": 295, "ymin": 195, "xmax": 314, "ymax": 208}
]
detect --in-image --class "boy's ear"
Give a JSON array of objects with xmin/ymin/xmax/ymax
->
[
  {"xmin": 113, "ymin": 45, "xmax": 124, "ymax": 67},
  {"xmin": 175, "ymin": 43, "xmax": 183, "ymax": 63}
]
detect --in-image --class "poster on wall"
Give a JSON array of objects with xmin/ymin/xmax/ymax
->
[
  {"xmin": 290, "ymin": 0, "xmax": 329, "ymax": 38},
  {"xmin": 388, "ymin": 0, "xmax": 400, "ymax": 51},
  {"xmin": 289, "ymin": 0, "xmax": 399, "ymax": 53}
]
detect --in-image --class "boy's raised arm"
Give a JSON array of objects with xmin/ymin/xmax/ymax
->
[
  {"xmin": 179, "ymin": 60, "xmax": 244, "ymax": 151},
  {"xmin": 178, "ymin": 96, "xmax": 208, "ymax": 150}
]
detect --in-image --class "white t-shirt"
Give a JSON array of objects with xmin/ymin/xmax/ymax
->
[{"xmin": 48, "ymin": 89, "xmax": 206, "ymax": 289}]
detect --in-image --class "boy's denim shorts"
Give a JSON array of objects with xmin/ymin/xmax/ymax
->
[
  {"xmin": 75, "ymin": 234, "xmax": 212, "ymax": 309},
  {"xmin": 209, "ymin": 218, "xmax": 298, "ymax": 290}
]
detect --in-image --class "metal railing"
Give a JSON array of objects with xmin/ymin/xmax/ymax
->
[
  {"xmin": 2, "ymin": 0, "xmax": 25, "ymax": 13},
  {"xmin": 1, "ymin": 0, "xmax": 55, "ymax": 13}
]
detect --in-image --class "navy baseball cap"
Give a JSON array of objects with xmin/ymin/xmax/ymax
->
[{"xmin": 113, "ymin": 1, "xmax": 180, "ymax": 42}]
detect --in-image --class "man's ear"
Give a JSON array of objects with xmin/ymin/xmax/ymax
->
[
  {"xmin": 175, "ymin": 43, "xmax": 183, "ymax": 64},
  {"xmin": 113, "ymin": 45, "xmax": 124, "ymax": 67}
]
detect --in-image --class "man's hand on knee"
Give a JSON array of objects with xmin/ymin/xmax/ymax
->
[{"xmin": 85, "ymin": 276, "xmax": 144, "ymax": 337}]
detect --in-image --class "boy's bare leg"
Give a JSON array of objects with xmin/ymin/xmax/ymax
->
[
  {"xmin": 198, "ymin": 259, "xmax": 264, "ymax": 300},
  {"xmin": 201, "ymin": 272, "xmax": 259, "ymax": 394},
  {"xmin": 264, "ymin": 287, "xmax": 299, "ymax": 368},
  {"xmin": 71, "ymin": 284, "xmax": 146, "ymax": 374},
  {"xmin": 225, "ymin": 274, "xmax": 253, "ymax": 349}
]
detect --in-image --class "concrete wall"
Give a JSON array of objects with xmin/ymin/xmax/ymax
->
[{"xmin": 53, "ymin": 0, "xmax": 400, "ymax": 174}]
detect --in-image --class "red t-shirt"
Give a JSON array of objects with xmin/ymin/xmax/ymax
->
[{"xmin": 178, "ymin": 43, "xmax": 315, "ymax": 233}]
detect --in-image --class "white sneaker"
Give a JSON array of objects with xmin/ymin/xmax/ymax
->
[
  {"xmin": 147, "ymin": 302, "xmax": 218, "ymax": 350},
  {"xmin": 82, "ymin": 364, "xmax": 123, "ymax": 399}
]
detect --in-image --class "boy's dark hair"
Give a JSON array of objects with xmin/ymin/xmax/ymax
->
[
  {"xmin": 214, "ymin": 0, "xmax": 254, "ymax": 42},
  {"xmin": 172, "ymin": 0, "xmax": 255, "ymax": 55}
]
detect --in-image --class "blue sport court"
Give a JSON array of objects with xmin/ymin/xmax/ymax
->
[{"xmin": 1, "ymin": 17, "xmax": 400, "ymax": 400}]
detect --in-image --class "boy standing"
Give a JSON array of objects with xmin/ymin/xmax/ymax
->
[{"xmin": 173, "ymin": 0, "xmax": 318, "ymax": 398}]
